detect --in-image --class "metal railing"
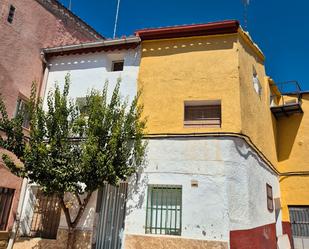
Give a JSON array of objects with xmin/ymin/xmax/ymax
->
[{"xmin": 270, "ymin": 81, "xmax": 302, "ymax": 107}]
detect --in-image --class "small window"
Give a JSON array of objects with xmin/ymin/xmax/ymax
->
[
  {"xmin": 16, "ymin": 97, "xmax": 30, "ymax": 129},
  {"xmin": 111, "ymin": 60, "xmax": 124, "ymax": 71},
  {"xmin": 0, "ymin": 187, "xmax": 15, "ymax": 231},
  {"xmin": 184, "ymin": 100, "xmax": 221, "ymax": 127},
  {"xmin": 7, "ymin": 5, "xmax": 16, "ymax": 23},
  {"xmin": 146, "ymin": 185, "xmax": 182, "ymax": 236},
  {"xmin": 253, "ymin": 66, "xmax": 262, "ymax": 96},
  {"xmin": 266, "ymin": 184, "xmax": 274, "ymax": 212},
  {"xmin": 76, "ymin": 97, "xmax": 87, "ymax": 114}
]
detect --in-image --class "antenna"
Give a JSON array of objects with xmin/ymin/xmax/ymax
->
[
  {"xmin": 69, "ymin": 0, "xmax": 72, "ymax": 10},
  {"xmin": 113, "ymin": 0, "xmax": 121, "ymax": 39},
  {"xmin": 242, "ymin": 0, "xmax": 250, "ymax": 30}
]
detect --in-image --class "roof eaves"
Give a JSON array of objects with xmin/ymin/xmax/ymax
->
[
  {"xmin": 135, "ymin": 20, "xmax": 240, "ymax": 41},
  {"xmin": 42, "ymin": 36, "xmax": 141, "ymax": 57}
]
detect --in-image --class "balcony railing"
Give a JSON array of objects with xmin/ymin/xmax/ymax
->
[{"xmin": 270, "ymin": 81, "xmax": 303, "ymax": 118}]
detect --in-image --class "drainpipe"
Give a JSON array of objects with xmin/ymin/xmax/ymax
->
[
  {"xmin": 39, "ymin": 52, "xmax": 50, "ymax": 100},
  {"xmin": 6, "ymin": 178, "xmax": 28, "ymax": 249}
]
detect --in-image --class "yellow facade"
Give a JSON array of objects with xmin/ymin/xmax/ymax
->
[
  {"xmin": 138, "ymin": 34, "xmax": 242, "ymax": 134},
  {"xmin": 277, "ymin": 94, "xmax": 309, "ymax": 221},
  {"xmin": 138, "ymin": 27, "xmax": 309, "ymax": 226},
  {"xmin": 138, "ymin": 29, "xmax": 278, "ymax": 164}
]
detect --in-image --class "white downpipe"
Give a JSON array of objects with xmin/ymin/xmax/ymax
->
[{"xmin": 6, "ymin": 178, "xmax": 28, "ymax": 249}]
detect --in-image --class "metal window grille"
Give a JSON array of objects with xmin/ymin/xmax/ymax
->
[
  {"xmin": 16, "ymin": 98, "xmax": 30, "ymax": 129},
  {"xmin": 0, "ymin": 187, "xmax": 15, "ymax": 231},
  {"xmin": 266, "ymin": 184, "xmax": 274, "ymax": 212},
  {"xmin": 145, "ymin": 185, "xmax": 182, "ymax": 236},
  {"xmin": 7, "ymin": 5, "xmax": 15, "ymax": 23},
  {"xmin": 184, "ymin": 105, "xmax": 221, "ymax": 127},
  {"xmin": 112, "ymin": 61, "xmax": 124, "ymax": 72},
  {"xmin": 30, "ymin": 189, "xmax": 61, "ymax": 239},
  {"xmin": 289, "ymin": 206, "xmax": 309, "ymax": 237}
]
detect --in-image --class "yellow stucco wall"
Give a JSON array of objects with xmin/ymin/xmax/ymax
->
[
  {"xmin": 138, "ymin": 31, "xmax": 278, "ymax": 165},
  {"xmin": 277, "ymin": 94, "xmax": 309, "ymax": 221},
  {"xmin": 237, "ymin": 34, "xmax": 278, "ymax": 165},
  {"xmin": 138, "ymin": 34, "xmax": 242, "ymax": 134},
  {"xmin": 138, "ymin": 30, "xmax": 309, "ymax": 223}
]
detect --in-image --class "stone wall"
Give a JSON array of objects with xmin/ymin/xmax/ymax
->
[
  {"xmin": 13, "ymin": 229, "xmax": 92, "ymax": 249},
  {"xmin": 0, "ymin": 232, "xmax": 9, "ymax": 249},
  {"xmin": 125, "ymin": 234, "xmax": 228, "ymax": 249}
]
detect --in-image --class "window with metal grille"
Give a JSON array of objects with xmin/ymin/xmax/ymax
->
[
  {"xmin": 266, "ymin": 184, "xmax": 273, "ymax": 212},
  {"xmin": 184, "ymin": 100, "xmax": 221, "ymax": 127},
  {"xmin": 0, "ymin": 187, "xmax": 15, "ymax": 231},
  {"xmin": 145, "ymin": 185, "xmax": 182, "ymax": 236},
  {"xmin": 111, "ymin": 60, "xmax": 124, "ymax": 71},
  {"xmin": 7, "ymin": 5, "xmax": 15, "ymax": 23},
  {"xmin": 289, "ymin": 206, "xmax": 309, "ymax": 237},
  {"xmin": 16, "ymin": 97, "xmax": 30, "ymax": 129}
]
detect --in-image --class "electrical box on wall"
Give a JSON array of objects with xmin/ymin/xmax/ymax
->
[{"xmin": 191, "ymin": 180, "xmax": 198, "ymax": 187}]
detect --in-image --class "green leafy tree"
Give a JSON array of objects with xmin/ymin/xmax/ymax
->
[{"xmin": 0, "ymin": 75, "xmax": 147, "ymax": 249}]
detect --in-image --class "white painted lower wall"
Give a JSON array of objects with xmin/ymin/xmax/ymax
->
[
  {"xmin": 124, "ymin": 137, "xmax": 281, "ymax": 245},
  {"xmin": 18, "ymin": 136, "xmax": 282, "ymax": 247}
]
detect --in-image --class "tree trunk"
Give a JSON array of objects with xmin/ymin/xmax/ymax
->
[
  {"xmin": 58, "ymin": 192, "xmax": 93, "ymax": 249},
  {"xmin": 66, "ymin": 227, "xmax": 75, "ymax": 249}
]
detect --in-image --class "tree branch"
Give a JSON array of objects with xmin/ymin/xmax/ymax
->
[
  {"xmin": 58, "ymin": 194, "xmax": 72, "ymax": 227},
  {"xmin": 74, "ymin": 192, "xmax": 82, "ymax": 206},
  {"xmin": 72, "ymin": 191, "xmax": 92, "ymax": 229}
]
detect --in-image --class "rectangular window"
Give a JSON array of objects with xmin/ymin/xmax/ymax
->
[
  {"xmin": 184, "ymin": 100, "xmax": 221, "ymax": 127},
  {"xmin": 7, "ymin": 5, "xmax": 16, "ymax": 23},
  {"xmin": 289, "ymin": 206, "xmax": 309, "ymax": 237},
  {"xmin": 266, "ymin": 184, "xmax": 274, "ymax": 212},
  {"xmin": 0, "ymin": 187, "xmax": 15, "ymax": 231},
  {"xmin": 146, "ymin": 185, "xmax": 182, "ymax": 236},
  {"xmin": 16, "ymin": 97, "xmax": 30, "ymax": 129},
  {"xmin": 111, "ymin": 60, "xmax": 124, "ymax": 71}
]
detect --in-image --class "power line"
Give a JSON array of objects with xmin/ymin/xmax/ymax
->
[
  {"xmin": 242, "ymin": 0, "xmax": 250, "ymax": 30},
  {"xmin": 113, "ymin": 0, "xmax": 121, "ymax": 39}
]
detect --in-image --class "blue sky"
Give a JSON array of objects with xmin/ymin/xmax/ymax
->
[{"xmin": 60, "ymin": 0, "xmax": 309, "ymax": 90}]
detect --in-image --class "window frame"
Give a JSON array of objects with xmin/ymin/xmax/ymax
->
[
  {"xmin": 0, "ymin": 187, "xmax": 15, "ymax": 231},
  {"xmin": 15, "ymin": 96, "xmax": 30, "ymax": 129},
  {"xmin": 7, "ymin": 5, "xmax": 16, "ymax": 24},
  {"xmin": 266, "ymin": 183, "xmax": 274, "ymax": 212},
  {"xmin": 184, "ymin": 100, "xmax": 221, "ymax": 127},
  {"xmin": 111, "ymin": 60, "xmax": 124, "ymax": 72},
  {"xmin": 145, "ymin": 185, "xmax": 182, "ymax": 236}
]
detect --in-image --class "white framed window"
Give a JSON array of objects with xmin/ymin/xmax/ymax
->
[{"xmin": 184, "ymin": 100, "xmax": 221, "ymax": 127}]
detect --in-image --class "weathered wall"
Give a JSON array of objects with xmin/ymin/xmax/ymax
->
[
  {"xmin": 43, "ymin": 48, "xmax": 140, "ymax": 107},
  {"xmin": 277, "ymin": 94, "xmax": 309, "ymax": 222},
  {"xmin": 0, "ymin": 1, "xmax": 101, "ymax": 243},
  {"xmin": 125, "ymin": 234, "xmax": 228, "ymax": 249},
  {"xmin": 13, "ymin": 229, "xmax": 92, "ymax": 249},
  {"xmin": 0, "ymin": 0, "xmax": 101, "ymax": 118},
  {"xmin": 124, "ymin": 137, "xmax": 280, "ymax": 248},
  {"xmin": 138, "ymin": 34, "xmax": 242, "ymax": 134},
  {"xmin": 237, "ymin": 32, "xmax": 278, "ymax": 166}
]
